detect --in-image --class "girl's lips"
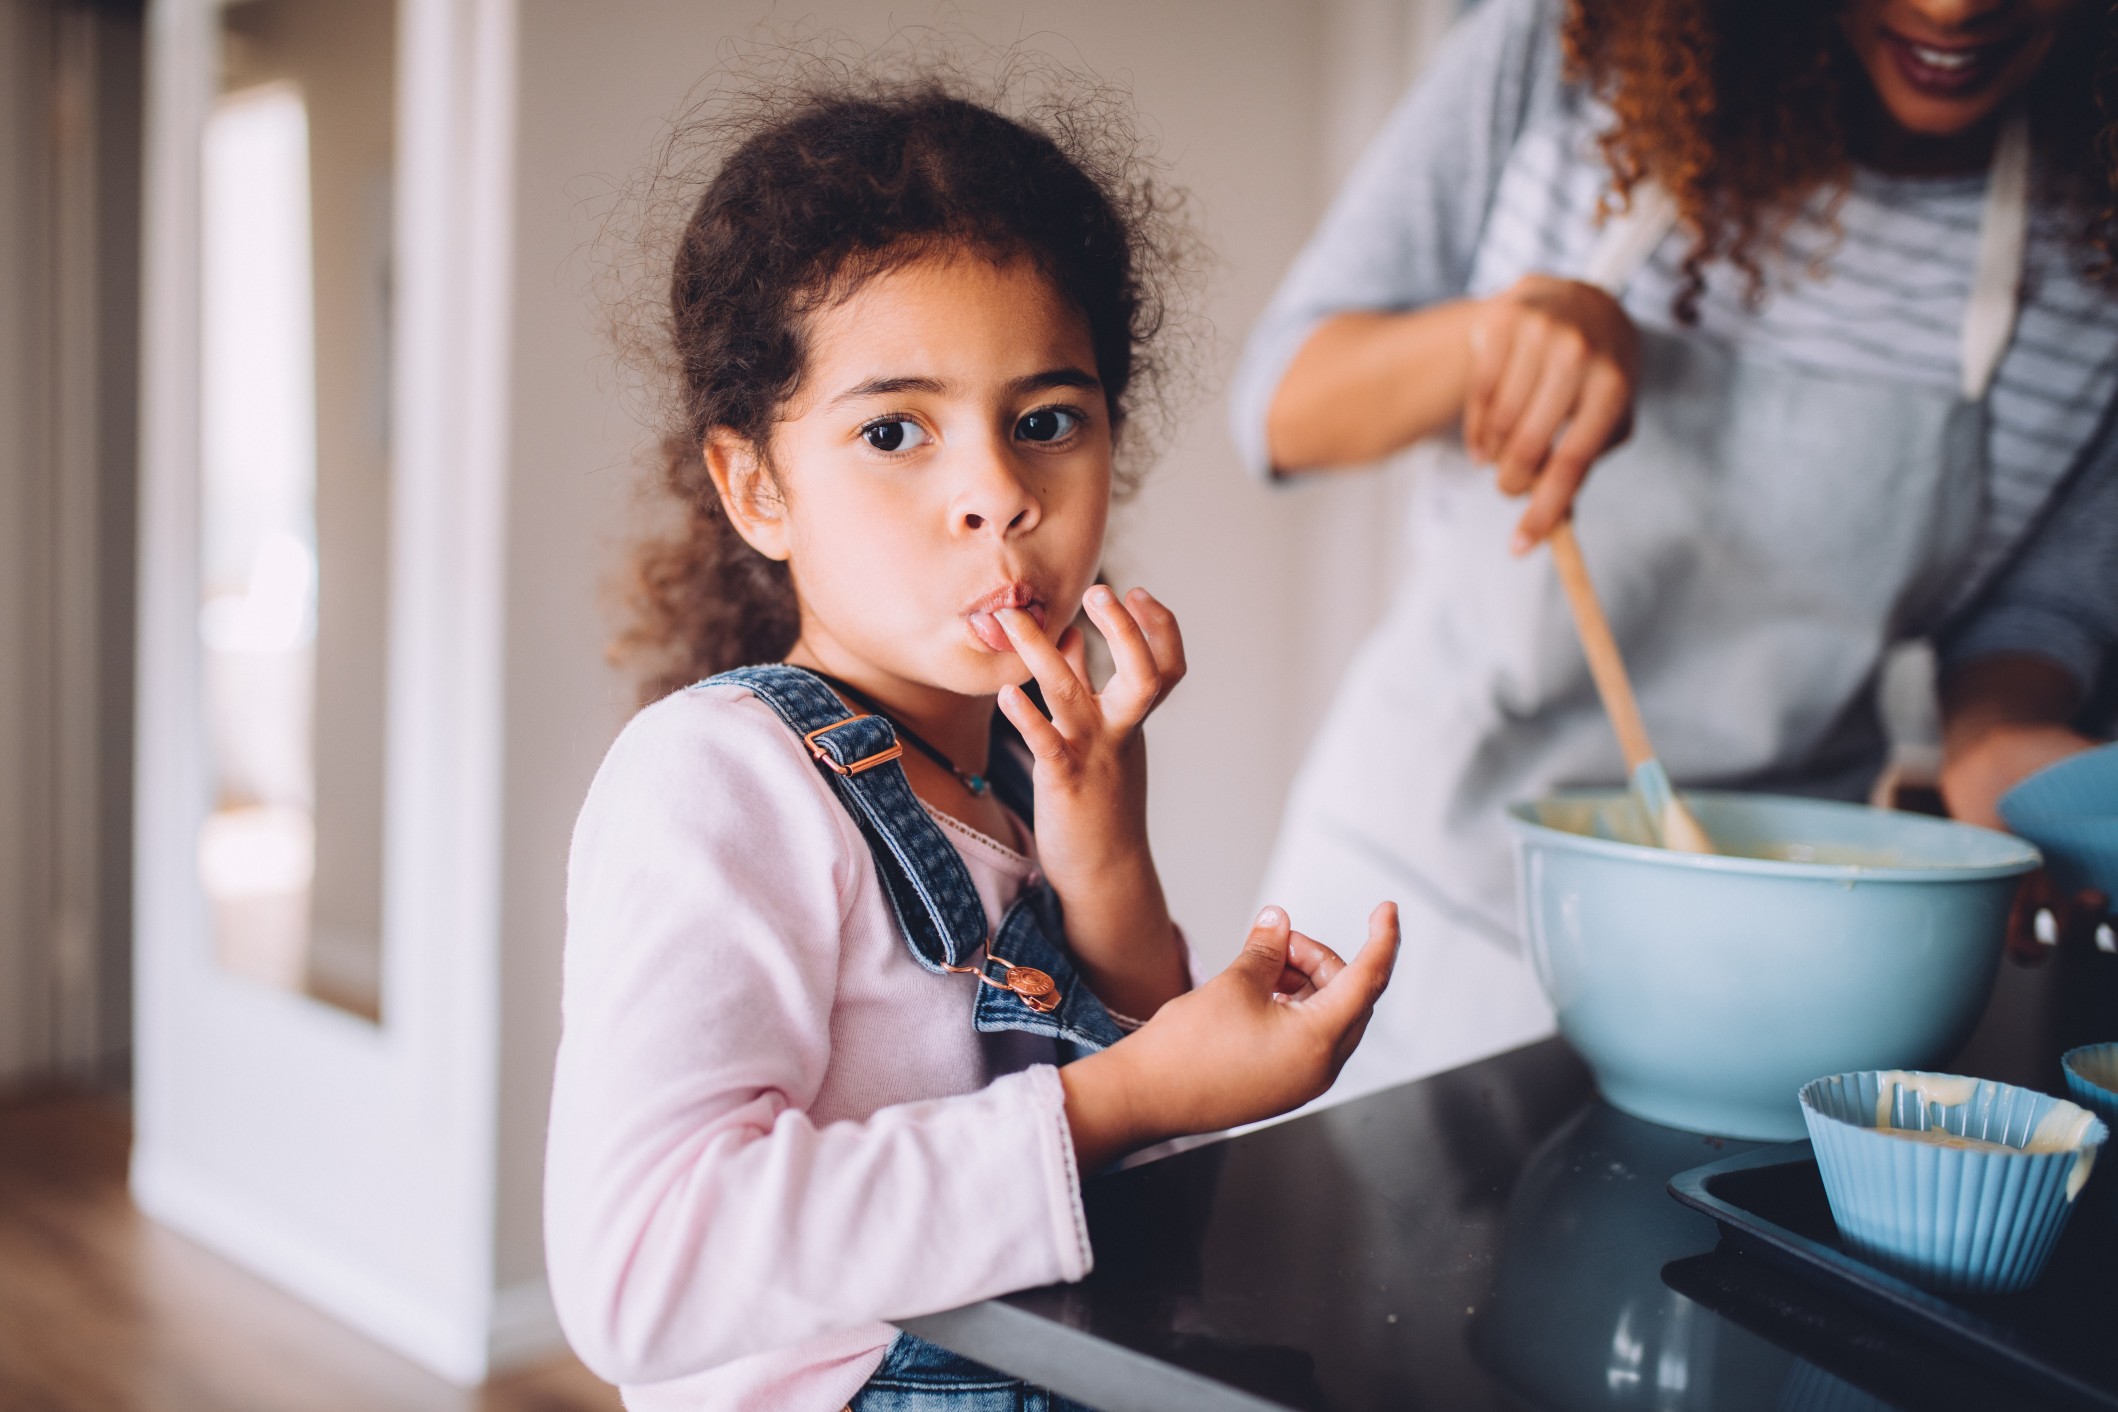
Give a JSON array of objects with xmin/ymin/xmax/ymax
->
[
  {"xmin": 1880, "ymin": 28, "xmax": 2025, "ymax": 99},
  {"xmin": 970, "ymin": 601, "xmax": 1050, "ymax": 656},
  {"xmin": 963, "ymin": 589, "xmax": 1046, "ymax": 653}
]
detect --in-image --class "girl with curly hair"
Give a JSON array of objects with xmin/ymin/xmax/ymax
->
[
  {"xmin": 1235, "ymin": 0, "xmax": 2118, "ymax": 1099},
  {"xmin": 544, "ymin": 74, "xmax": 1400, "ymax": 1411}
]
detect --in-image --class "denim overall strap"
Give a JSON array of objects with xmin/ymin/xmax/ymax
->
[
  {"xmin": 714, "ymin": 664, "xmax": 985, "ymax": 970},
  {"xmin": 701, "ymin": 666, "xmax": 1122, "ymax": 1055},
  {"xmin": 975, "ymin": 883, "xmax": 1124, "ymax": 1056}
]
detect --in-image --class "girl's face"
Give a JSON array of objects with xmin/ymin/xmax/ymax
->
[
  {"xmin": 1838, "ymin": 0, "xmax": 2081, "ymax": 139},
  {"xmin": 714, "ymin": 252, "xmax": 1113, "ymax": 699}
]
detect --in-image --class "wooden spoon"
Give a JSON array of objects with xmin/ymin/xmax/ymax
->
[{"xmin": 1547, "ymin": 520, "xmax": 1717, "ymax": 855}]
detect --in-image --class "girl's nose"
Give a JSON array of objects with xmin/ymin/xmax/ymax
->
[{"xmin": 953, "ymin": 438, "xmax": 1041, "ymax": 537}]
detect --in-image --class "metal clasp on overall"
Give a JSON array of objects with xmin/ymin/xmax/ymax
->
[
  {"xmin": 941, "ymin": 946, "xmax": 1061, "ymax": 1013},
  {"xmin": 802, "ymin": 716, "xmax": 904, "ymax": 776}
]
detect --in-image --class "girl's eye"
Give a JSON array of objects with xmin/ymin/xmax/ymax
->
[
  {"xmin": 1016, "ymin": 408, "xmax": 1081, "ymax": 444},
  {"xmin": 862, "ymin": 418, "xmax": 929, "ymax": 453}
]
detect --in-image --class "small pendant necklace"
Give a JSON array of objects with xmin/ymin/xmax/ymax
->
[{"xmin": 808, "ymin": 670, "xmax": 990, "ymax": 797}]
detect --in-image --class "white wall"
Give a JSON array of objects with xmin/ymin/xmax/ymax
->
[{"xmin": 490, "ymin": 0, "xmax": 1398, "ymax": 1296}]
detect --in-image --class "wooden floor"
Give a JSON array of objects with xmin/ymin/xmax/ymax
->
[{"xmin": 0, "ymin": 1091, "xmax": 623, "ymax": 1412}]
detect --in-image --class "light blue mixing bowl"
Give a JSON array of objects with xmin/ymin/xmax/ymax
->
[{"xmin": 1506, "ymin": 790, "xmax": 2041, "ymax": 1141}]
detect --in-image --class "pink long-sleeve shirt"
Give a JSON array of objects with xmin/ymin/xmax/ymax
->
[{"xmin": 545, "ymin": 684, "xmax": 1095, "ymax": 1411}]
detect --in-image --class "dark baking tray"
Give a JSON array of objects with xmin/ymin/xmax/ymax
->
[{"xmin": 1668, "ymin": 1142, "xmax": 2118, "ymax": 1411}]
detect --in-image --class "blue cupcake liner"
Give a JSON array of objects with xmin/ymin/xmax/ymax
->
[
  {"xmin": 1799, "ymin": 1070, "xmax": 2106, "ymax": 1296},
  {"xmin": 2063, "ymin": 1044, "xmax": 2118, "ymax": 1131}
]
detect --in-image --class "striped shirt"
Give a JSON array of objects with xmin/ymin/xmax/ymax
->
[{"xmin": 1231, "ymin": 0, "xmax": 2118, "ymax": 696}]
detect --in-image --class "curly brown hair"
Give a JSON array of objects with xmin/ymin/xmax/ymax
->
[
  {"xmin": 1562, "ymin": 0, "xmax": 2118, "ymax": 321},
  {"xmin": 609, "ymin": 51, "xmax": 1191, "ymax": 705}
]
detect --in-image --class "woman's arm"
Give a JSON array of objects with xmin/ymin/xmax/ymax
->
[
  {"xmin": 1265, "ymin": 303, "xmax": 1484, "ymax": 470},
  {"xmin": 1227, "ymin": 0, "xmax": 1565, "ymax": 478},
  {"xmin": 1235, "ymin": 0, "xmax": 1635, "ymax": 542},
  {"xmin": 1936, "ymin": 442, "xmax": 2118, "ymax": 825},
  {"xmin": 1940, "ymin": 655, "xmax": 2095, "ymax": 827},
  {"xmin": 1269, "ymin": 278, "xmax": 1639, "ymax": 548}
]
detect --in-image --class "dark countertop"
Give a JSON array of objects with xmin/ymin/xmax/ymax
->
[{"xmin": 905, "ymin": 951, "xmax": 2113, "ymax": 1412}]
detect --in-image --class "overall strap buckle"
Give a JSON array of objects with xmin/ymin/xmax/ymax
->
[{"xmin": 802, "ymin": 716, "xmax": 905, "ymax": 776}]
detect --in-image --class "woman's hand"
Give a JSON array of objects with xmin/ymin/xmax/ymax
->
[
  {"xmin": 1942, "ymin": 722, "xmax": 2095, "ymax": 830},
  {"xmin": 996, "ymin": 586, "xmax": 1189, "ymax": 1020},
  {"xmin": 1061, "ymin": 903, "xmax": 1402, "ymax": 1171},
  {"xmin": 1940, "ymin": 654, "xmax": 2093, "ymax": 829},
  {"xmin": 1464, "ymin": 275, "xmax": 1640, "ymax": 553}
]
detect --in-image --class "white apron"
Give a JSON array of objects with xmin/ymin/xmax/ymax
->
[{"xmin": 1268, "ymin": 119, "xmax": 2032, "ymax": 1107}]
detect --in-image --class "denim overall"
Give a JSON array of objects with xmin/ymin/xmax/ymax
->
[
  {"xmin": 1265, "ymin": 116, "xmax": 2033, "ymax": 1102},
  {"xmin": 706, "ymin": 664, "xmax": 1116, "ymax": 1412}
]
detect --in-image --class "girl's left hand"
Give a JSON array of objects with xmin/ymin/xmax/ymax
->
[{"xmin": 995, "ymin": 585, "xmax": 1189, "ymax": 1018}]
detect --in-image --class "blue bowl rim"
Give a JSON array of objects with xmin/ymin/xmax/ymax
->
[
  {"xmin": 2061, "ymin": 1043, "xmax": 2118, "ymax": 1103},
  {"xmin": 1504, "ymin": 788, "xmax": 2041, "ymax": 883},
  {"xmin": 1797, "ymin": 1069, "xmax": 2110, "ymax": 1153}
]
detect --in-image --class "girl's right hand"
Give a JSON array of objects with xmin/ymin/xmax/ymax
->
[
  {"xmin": 1060, "ymin": 903, "xmax": 1401, "ymax": 1171},
  {"xmin": 1464, "ymin": 274, "xmax": 1640, "ymax": 554}
]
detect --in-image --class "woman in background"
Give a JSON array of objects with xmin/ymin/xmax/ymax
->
[{"xmin": 1232, "ymin": 0, "xmax": 2118, "ymax": 1099}]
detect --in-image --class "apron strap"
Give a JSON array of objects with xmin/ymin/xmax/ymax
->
[
  {"xmin": 1579, "ymin": 110, "xmax": 2030, "ymax": 402},
  {"xmin": 1581, "ymin": 182, "xmax": 1678, "ymax": 296},
  {"xmin": 1961, "ymin": 112, "xmax": 2030, "ymax": 402}
]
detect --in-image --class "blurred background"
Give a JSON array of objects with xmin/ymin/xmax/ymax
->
[{"xmin": 0, "ymin": 0, "xmax": 1463, "ymax": 1405}]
